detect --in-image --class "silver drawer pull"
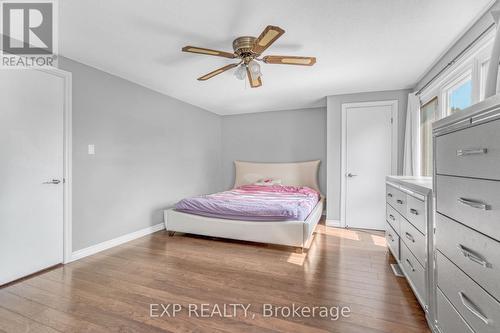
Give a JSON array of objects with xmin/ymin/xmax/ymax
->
[
  {"xmin": 456, "ymin": 148, "xmax": 488, "ymax": 156},
  {"xmin": 457, "ymin": 197, "xmax": 491, "ymax": 210},
  {"xmin": 396, "ymin": 199, "xmax": 404, "ymax": 204},
  {"xmin": 42, "ymin": 179, "xmax": 61, "ymax": 184},
  {"xmin": 387, "ymin": 193, "xmax": 393, "ymax": 198},
  {"xmin": 458, "ymin": 244, "xmax": 492, "ymax": 268},
  {"xmin": 458, "ymin": 291, "xmax": 489, "ymax": 325},
  {"xmin": 409, "ymin": 208, "xmax": 418, "ymax": 215},
  {"xmin": 387, "ymin": 233, "xmax": 394, "ymax": 242},
  {"xmin": 405, "ymin": 232, "xmax": 415, "ymax": 243},
  {"xmin": 389, "ymin": 214, "xmax": 395, "ymax": 221},
  {"xmin": 405, "ymin": 258, "xmax": 415, "ymax": 272}
]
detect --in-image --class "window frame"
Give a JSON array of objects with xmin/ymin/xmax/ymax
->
[
  {"xmin": 479, "ymin": 57, "xmax": 489, "ymax": 101},
  {"xmin": 477, "ymin": 44, "xmax": 500, "ymax": 101},
  {"xmin": 419, "ymin": 28, "xmax": 493, "ymax": 111}
]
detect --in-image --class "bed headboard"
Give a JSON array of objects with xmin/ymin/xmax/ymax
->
[{"xmin": 233, "ymin": 160, "xmax": 321, "ymax": 193}]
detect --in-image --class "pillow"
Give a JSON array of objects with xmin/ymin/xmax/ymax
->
[{"xmin": 254, "ymin": 178, "xmax": 282, "ymax": 186}]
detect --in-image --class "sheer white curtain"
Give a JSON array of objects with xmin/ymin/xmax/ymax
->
[{"xmin": 403, "ymin": 93, "xmax": 421, "ymax": 176}]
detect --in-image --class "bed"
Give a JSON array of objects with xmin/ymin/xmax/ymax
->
[{"xmin": 164, "ymin": 160, "xmax": 324, "ymax": 251}]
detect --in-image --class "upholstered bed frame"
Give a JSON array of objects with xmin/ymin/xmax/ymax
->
[{"xmin": 164, "ymin": 160, "xmax": 323, "ymax": 251}]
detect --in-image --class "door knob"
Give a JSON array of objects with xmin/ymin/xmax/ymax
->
[
  {"xmin": 43, "ymin": 179, "xmax": 61, "ymax": 184},
  {"xmin": 347, "ymin": 173, "xmax": 358, "ymax": 178}
]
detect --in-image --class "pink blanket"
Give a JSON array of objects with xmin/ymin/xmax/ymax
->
[{"xmin": 175, "ymin": 184, "xmax": 320, "ymax": 221}]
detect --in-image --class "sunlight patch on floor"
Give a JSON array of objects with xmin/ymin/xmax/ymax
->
[
  {"xmin": 286, "ymin": 233, "xmax": 321, "ymax": 268},
  {"xmin": 286, "ymin": 252, "xmax": 306, "ymax": 266},
  {"xmin": 370, "ymin": 234, "xmax": 386, "ymax": 247},
  {"xmin": 316, "ymin": 226, "xmax": 360, "ymax": 240}
]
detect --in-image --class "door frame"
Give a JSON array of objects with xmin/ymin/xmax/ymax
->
[
  {"xmin": 36, "ymin": 66, "xmax": 73, "ymax": 264},
  {"xmin": 340, "ymin": 100, "xmax": 398, "ymax": 228}
]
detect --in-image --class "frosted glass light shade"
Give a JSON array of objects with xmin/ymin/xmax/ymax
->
[
  {"xmin": 248, "ymin": 60, "xmax": 261, "ymax": 78},
  {"xmin": 234, "ymin": 65, "xmax": 246, "ymax": 80}
]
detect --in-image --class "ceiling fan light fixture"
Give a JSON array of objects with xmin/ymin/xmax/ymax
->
[
  {"xmin": 182, "ymin": 25, "xmax": 316, "ymax": 88},
  {"xmin": 234, "ymin": 64, "xmax": 247, "ymax": 80},
  {"xmin": 248, "ymin": 60, "xmax": 262, "ymax": 78}
]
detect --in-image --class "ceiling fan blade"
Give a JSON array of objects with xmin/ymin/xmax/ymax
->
[
  {"xmin": 197, "ymin": 63, "xmax": 239, "ymax": 81},
  {"xmin": 263, "ymin": 55, "xmax": 316, "ymax": 66},
  {"xmin": 182, "ymin": 46, "xmax": 236, "ymax": 59},
  {"xmin": 246, "ymin": 67, "xmax": 262, "ymax": 88},
  {"xmin": 251, "ymin": 25, "xmax": 285, "ymax": 55}
]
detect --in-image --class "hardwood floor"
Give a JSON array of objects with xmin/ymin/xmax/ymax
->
[{"xmin": 0, "ymin": 222, "xmax": 430, "ymax": 333}]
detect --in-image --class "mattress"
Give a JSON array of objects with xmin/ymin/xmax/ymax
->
[{"xmin": 175, "ymin": 184, "xmax": 320, "ymax": 221}]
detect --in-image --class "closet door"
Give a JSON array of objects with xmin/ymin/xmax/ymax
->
[
  {"xmin": 0, "ymin": 69, "xmax": 64, "ymax": 285},
  {"xmin": 343, "ymin": 101, "xmax": 395, "ymax": 230}
]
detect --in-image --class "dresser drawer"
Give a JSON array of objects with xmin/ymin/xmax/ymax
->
[
  {"xmin": 401, "ymin": 241, "xmax": 426, "ymax": 306},
  {"xmin": 406, "ymin": 195, "xmax": 426, "ymax": 234},
  {"xmin": 436, "ymin": 175, "xmax": 500, "ymax": 242},
  {"xmin": 437, "ymin": 251, "xmax": 500, "ymax": 333},
  {"xmin": 386, "ymin": 185, "xmax": 398, "ymax": 207},
  {"xmin": 385, "ymin": 221, "xmax": 400, "ymax": 261},
  {"xmin": 400, "ymin": 218, "xmax": 426, "ymax": 267},
  {"xmin": 436, "ymin": 118, "xmax": 500, "ymax": 180},
  {"xmin": 386, "ymin": 185, "xmax": 407, "ymax": 216},
  {"xmin": 437, "ymin": 288, "xmax": 474, "ymax": 333},
  {"xmin": 394, "ymin": 192, "xmax": 407, "ymax": 217},
  {"xmin": 386, "ymin": 203, "xmax": 401, "ymax": 235},
  {"xmin": 436, "ymin": 213, "xmax": 500, "ymax": 302}
]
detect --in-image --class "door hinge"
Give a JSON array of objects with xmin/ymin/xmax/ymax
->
[{"xmin": 390, "ymin": 117, "xmax": 394, "ymax": 124}]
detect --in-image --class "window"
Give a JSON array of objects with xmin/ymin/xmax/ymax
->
[
  {"xmin": 444, "ymin": 73, "xmax": 472, "ymax": 115},
  {"xmin": 420, "ymin": 97, "xmax": 438, "ymax": 177},
  {"xmin": 479, "ymin": 59, "xmax": 500, "ymax": 101},
  {"xmin": 447, "ymin": 79, "xmax": 472, "ymax": 113}
]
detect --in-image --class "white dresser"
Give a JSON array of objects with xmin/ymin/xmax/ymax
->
[
  {"xmin": 433, "ymin": 96, "xmax": 500, "ymax": 333},
  {"xmin": 385, "ymin": 176, "xmax": 433, "ymax": 325}
]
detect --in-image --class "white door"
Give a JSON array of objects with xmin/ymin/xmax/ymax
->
[
  {"xmin": 0, "ymin": 69, "xmax": 65, "ymax": 285},
  {"xmin": 343, "ymin": 101, "xmax": 395, "ymax": 230}
]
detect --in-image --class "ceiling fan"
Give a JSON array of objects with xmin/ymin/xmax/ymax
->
[{"xmin": 181, "ymin": 25, "xmax": 316, "ymax": 88}]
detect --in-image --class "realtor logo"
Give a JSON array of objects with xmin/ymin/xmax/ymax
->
[{"xmin": 1, "ymin": 0, "xmax": 57, "ymax": 67}]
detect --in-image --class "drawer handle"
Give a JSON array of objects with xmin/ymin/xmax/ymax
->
[
  {"xmin": 405, "ymin": 232, "xmax": 415, "ymax": 243},
  {"xmin": 458, "ymin": 244, "xmax": 492, "ymax": 268},
  {"xmin": 396, "ymin": 199, "xmax": 404, "ymax": 204},
  {"xmin": 409, "ymin": 208, "xmax": 418, "ymax": 215},
  {"xmin": 387, "ymin": 233, "xmax": 394, "ymax": 242},
  {"xmin": 387, "ymin": 193, "xmax": 393, "ymax": 198},
  {"xmin": 405, "ymin": 258, "xmax": 415, "ymax": 272},
  {"xmin": 457, "ymin": 197, "xmax": 491, "ymax": 211},
  {"xmin": 456, "ymin": 148, "xmax": 488, "ymax": 156},
  {"xmin": 458, "ymin": 291, "xmax": 489, "ymax": 325},
  {"xmin": 389, "ymin": 214, "xmax": 395, "ymax": 221}
]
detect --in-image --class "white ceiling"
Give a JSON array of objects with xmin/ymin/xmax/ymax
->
[{"xmin": 60, "ymin": 0, "xmax": 492, "ymax": 115}]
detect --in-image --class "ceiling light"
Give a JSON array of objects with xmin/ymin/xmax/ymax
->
[
  {"xmin": 234, "ymin": 64, "xmax": 246, "ymax": 80},
  {"xmin": 248, "ymin": 60, "xmax": 261, "ymax": 78}
]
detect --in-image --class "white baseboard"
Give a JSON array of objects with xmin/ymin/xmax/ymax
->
[
  {"xmin": 68, "ymin": 223, "xmax": 165, "ymax": 263},
  {"xmin": 326, "ymin": 219, "xmax": 341, "ymax": 227}
]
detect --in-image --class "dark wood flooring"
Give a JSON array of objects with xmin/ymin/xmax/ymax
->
[{"xmin": 0, "ymin": 222, "xmax": 430, "ymax": 332}]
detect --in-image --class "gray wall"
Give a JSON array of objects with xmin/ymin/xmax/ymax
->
[
  {"xmin": 60, "ymin": 58, "xmax": 222, "ymax": 251},
  {"xmin": 326, "ymin": 89, "xmax": 410, "ymax": 221},
  {"xmin": 221, "ymin": 107, "xmax": 327, "ymax": 194},
  {"xmin": 415, "ymin": 1, "xmax": 499, "ymax": 90}
]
